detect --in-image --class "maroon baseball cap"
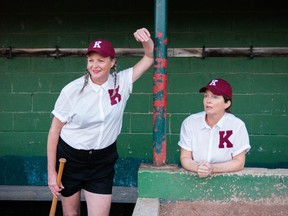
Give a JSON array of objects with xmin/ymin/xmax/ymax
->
[
  {"xmin": 85, "ymin": 39, "xmax": 115, "ymax": 58},
  {"xmin": 199, "ymin": 78, "xmax": 232, "ymax": 100}
]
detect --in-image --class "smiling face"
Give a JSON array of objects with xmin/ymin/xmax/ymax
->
[
  {"xmin": 87, "ymin": 52, "xmax": 116, "ymax": 85},
  {"xmin": 203, "ymin": 90, "xmax": 231, "ymax": 118}
]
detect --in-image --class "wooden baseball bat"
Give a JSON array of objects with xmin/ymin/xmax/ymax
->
[{"xmin": 49, "ymin": 158, "xmax": 67, "ymax": 216}]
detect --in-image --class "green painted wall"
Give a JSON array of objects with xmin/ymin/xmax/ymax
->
[{"xmin": 0, "ymin": 0, "xmax": 287, "ymax": 186}]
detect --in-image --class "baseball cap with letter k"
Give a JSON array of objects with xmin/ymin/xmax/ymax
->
[
  {"xmin": 85, "ymin": 39, "xmax": 115, "ymax": 58},
  {"xmin": 199, "ymin": 78, "xmax": 232, "ymax": 100}
]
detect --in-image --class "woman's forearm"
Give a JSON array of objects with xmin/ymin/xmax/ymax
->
[
  {"xmin": 47, "ymin": 117, "xmax": 65, "ymax": 174},
  {"xmin": 47, "ymin": 131, "xmax": 60, "ymax": 174},
  {"xmin": 180, "ymin": 157, "xmax": 199, "ymax": 173},
  {"xmin": 211, "ymin": 152, "xmax": 246, "ymax": 174}
]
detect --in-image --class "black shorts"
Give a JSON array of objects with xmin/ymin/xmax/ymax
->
[{"xmin": 56, "ymin": 137, "xmax": 119, "ymax": 197}]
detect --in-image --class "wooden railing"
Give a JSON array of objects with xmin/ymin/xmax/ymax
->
[
  {"xmin": 0, "ymin": 185, "xmax": 137, "ymax": 203},
  {"xmin": 1, "ymin": 47, "xmax": 288, "ymax": 58}
]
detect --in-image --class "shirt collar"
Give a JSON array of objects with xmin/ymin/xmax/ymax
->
[
  {"xmin": 216, "ymin": 113, "xmax": 227, "ymax": 128},
  {"xmin": 88, "ymin": 75, "xmax": 111, "ymax": 93},
  {"xmin": 201, "ymin": 112, "xmax": 209, "ymax": 129},
  {"xmin": 201, "ymin": 112, "xmax": 227, "ymax": 129}
]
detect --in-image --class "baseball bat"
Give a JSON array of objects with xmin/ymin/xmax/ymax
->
[{"xmin": 49, "ymin": 158, "xmax": 67, "ymax": 216}]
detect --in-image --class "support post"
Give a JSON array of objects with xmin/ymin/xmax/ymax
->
[{"xmin": 153, "ymin": 0, "xmax": 168, "ymax": 165}]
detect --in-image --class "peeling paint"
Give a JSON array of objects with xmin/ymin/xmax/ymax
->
[
  {"xmin": 138, "ymin": 165, "xmax": 288, "ymax": 204},
  {"xmin": 38, "ymin": 78, "xmax": 42, "ymax": 88},
  {"xmin": 157, "ymin": 32, "xmax": 163, "ymax": 38},
  {"xmin": 0, "ymin": 156, "xmax": 150, "ymax": 187},
  {"xmin": 155, "ymin": 58, "xmax": 168, "ymax": 69},
  {"xmin": 153, "ymin": 0, "xmax": 168, "ymax": 165}
]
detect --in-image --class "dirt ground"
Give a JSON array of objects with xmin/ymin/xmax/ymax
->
[{"xmin": 159, "ymin": 201, "xmax": 288, "ymax": 216}]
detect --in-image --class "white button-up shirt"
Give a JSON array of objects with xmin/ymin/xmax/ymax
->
[
  {"xmin": 178, "ymin": 111, "xmax": 251, "ymax": 163},
  {"xmin": 52, "ymin": 68, "xmax": 133, "ymax": 150}
]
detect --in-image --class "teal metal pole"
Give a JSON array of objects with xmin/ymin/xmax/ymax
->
[{"xmin": 153, "ymin": 0, "xmax": 167, "ymax": 165}]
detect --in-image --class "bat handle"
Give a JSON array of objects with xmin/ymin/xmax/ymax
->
[{"xmin": 49, "ymin": 158, "xmax": 67, "ymax": 216}]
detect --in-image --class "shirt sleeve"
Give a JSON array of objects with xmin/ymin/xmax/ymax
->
[
  {"xmin": 126, "ymin": 67, "xmax": 133, "ymax": 94},
  {"xmin": 178, "ymin": 118, "xmax": 193, "ymax": 152},
  {"xmin": 117, "ymin": 67, "xmax": 133, "ymax": 97},
  {"xmin": 51, "ymin": 89, "xmax": 71, "ymax": 123},
  {"xmin": 232, "ymin": 122, "xmax": 251, "ymax": 157}
]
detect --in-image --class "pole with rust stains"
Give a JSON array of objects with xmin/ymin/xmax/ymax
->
[{"xmin": 153, "ymin": 0, "xmax": 168, "ymax": 166}]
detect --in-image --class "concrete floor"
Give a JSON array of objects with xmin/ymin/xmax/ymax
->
[{"xmin": 132, "ymin": 198, "xmax": 288, "ymax": 216}]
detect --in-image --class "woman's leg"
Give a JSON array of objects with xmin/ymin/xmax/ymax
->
[
  {"xmin": 84, "ymin": 190, "xmax": 112, "ymax": 216},
  {"xmin": 61, "ymin": 191, "xmax": 81, "ymax": 216}
]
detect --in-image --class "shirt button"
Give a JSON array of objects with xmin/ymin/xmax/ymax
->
[{"xmin": 89, "ymin": 151, "xmax": 92, "ymax": 154}]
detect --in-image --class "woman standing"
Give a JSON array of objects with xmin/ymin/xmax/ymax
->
[
  {"xmin": 179, "ymin": 78, "xmax": 251, "ymax": 178},
  {"xmin": 47, "ymin": 28, "xmax": 154, "ymax": 215}
]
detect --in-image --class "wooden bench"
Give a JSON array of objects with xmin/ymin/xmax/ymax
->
[{"xmin": 0, "ymin": 186, "xmax": 137, "ymax": 203}]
